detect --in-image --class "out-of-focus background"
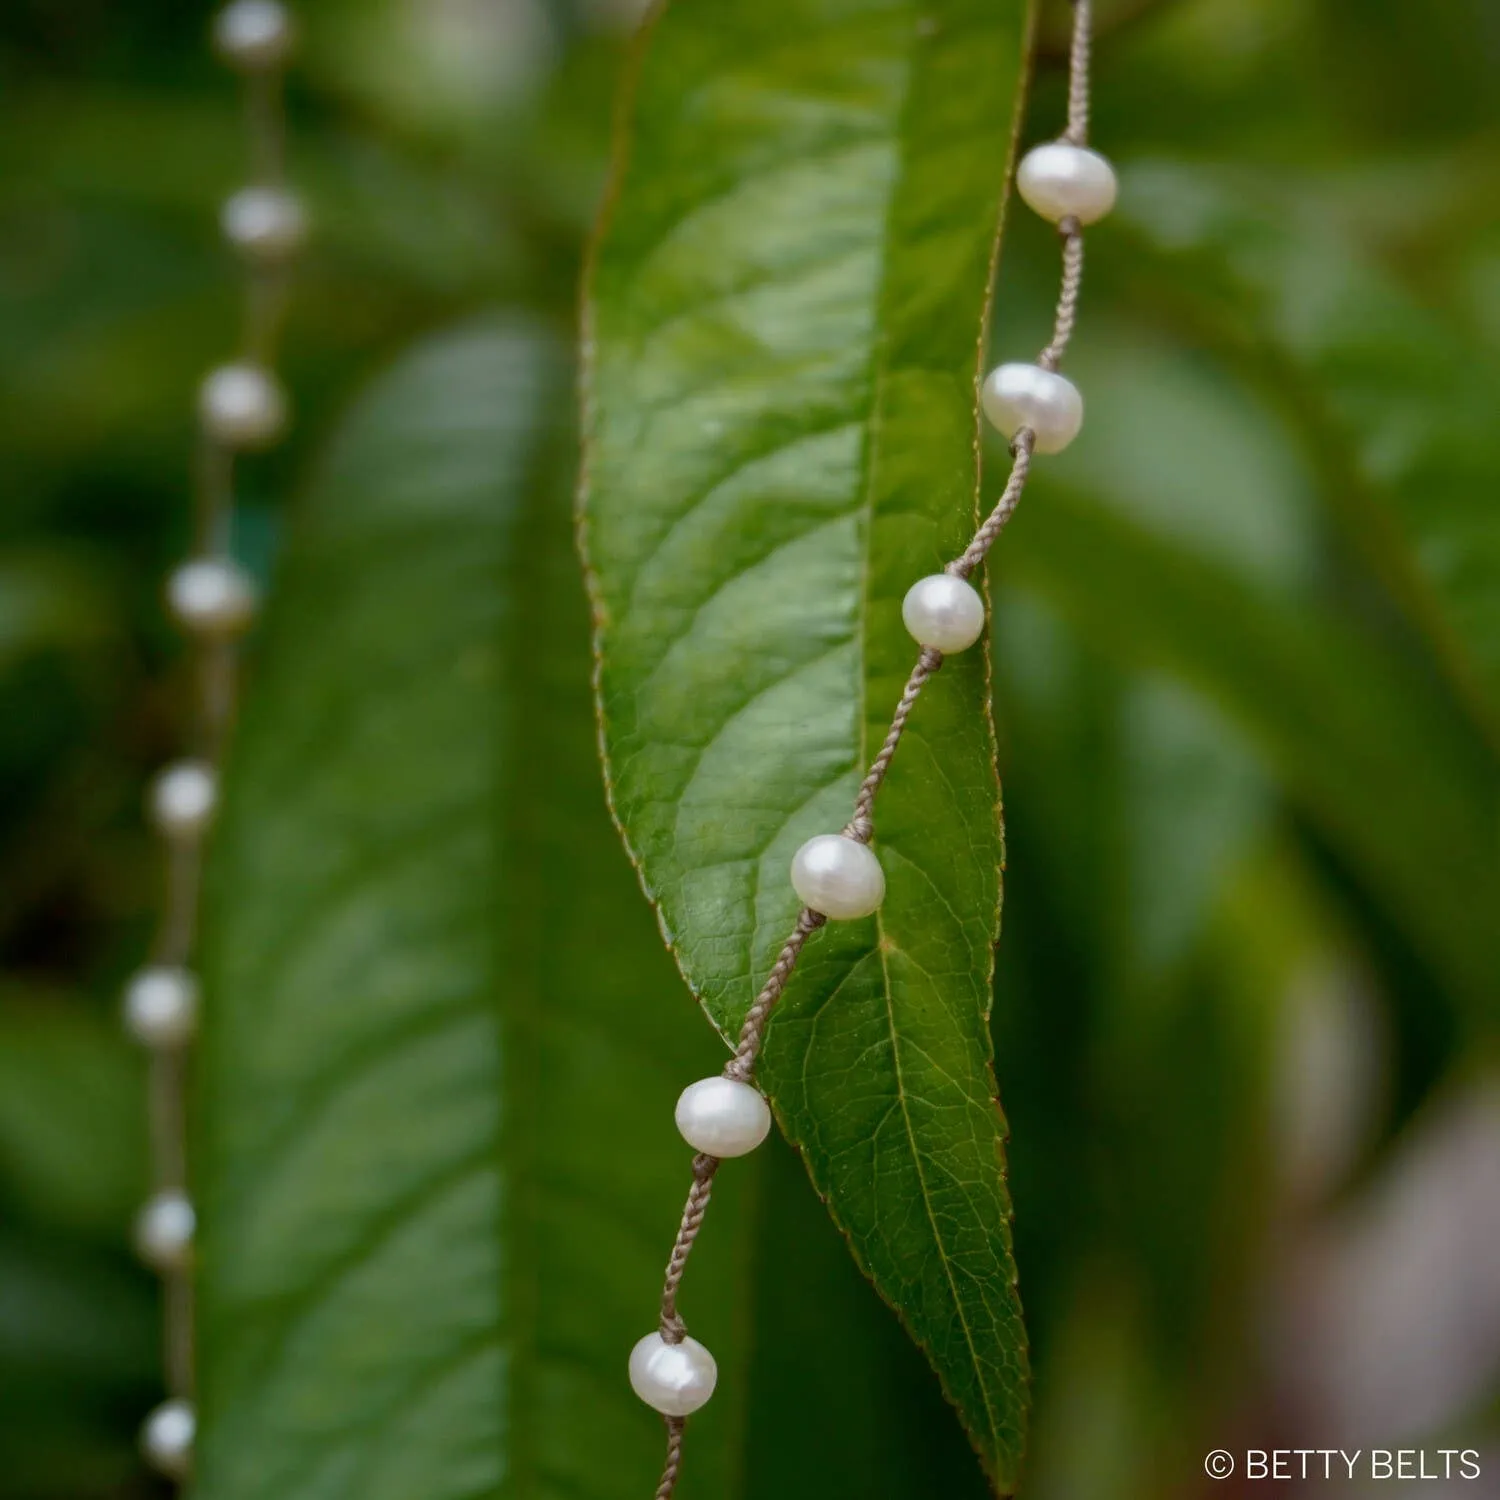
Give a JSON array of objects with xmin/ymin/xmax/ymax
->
[{"xmin": 1, "ymin": 1, "xmax": 1497, "ymax": 1496}]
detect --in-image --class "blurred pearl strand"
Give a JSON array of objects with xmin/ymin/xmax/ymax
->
[
  {"xmin": 126, "ymin": 0, "xmax": 304, "ymax": 1480},
  {"xmin": 632, "ymin": 2, "xmax": 1114, "ymax": 1493}
]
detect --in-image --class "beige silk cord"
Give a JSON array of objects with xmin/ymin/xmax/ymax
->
[{"xmin": 134, "ymin": 4, "xmax": 301, "ymax": 1479}]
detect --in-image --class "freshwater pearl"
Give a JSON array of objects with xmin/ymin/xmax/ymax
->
[
  {"xmin": 199, "ymin": 362, "xmax": 287, "ymax": 450},
  {"xmin": 902, "ymin": 574, "xmax": 985, "ymax": 652},
  {"xmin": 141, "ymin": 1399, "xmax": 195, "ymax": 1480},
  {"xmin": 222, "ymin": 185, "xmax": 307, "ymax": 264},
  {"xmin": 150, "ymin": 761, "xmax": 218, "ymax": 840},
  {"xmin": 675, "ymin": 1077, "xmax": 772, "ymax": 1157},
  {"xmin": 629, "ymin": 1332, "xmax": 718, "ymax": 1416},
  {"xmin": 790, "ymin": 834, "xmax": 885, "ymax": 920},
  {"xmin": 167, "ymin": 558, "xmax": 258, "ymax": 635},
  {"xmin": 134, "ymin": 1190, "xmax": 196, "ymax": 1272},
  {"xmin": 981, "ymin": 363, "xmax": 1083, "ymax": 454},
  {"xmin": 1017, "ymin": 142, "xmax": 1118, "ymax": 225},
  {"xmin": 212, "ymin": 0, "xmax": 294, "ymax": 69},
  {"xmin": 123, "ymin": 967, "xmax": 200, "ymax": 1048}
]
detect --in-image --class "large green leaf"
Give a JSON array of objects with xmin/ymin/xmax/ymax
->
[
  {"xmin": 195, "ymin": 321, "xmax": 768, "ymax": 1500},
  {"xmin": 581, "ymin": 0, "xmax": 1033, "ymax": 1484},
  {"xmin": 196, "ymin": 318, "xmax": 1003, "ymax": 1500}
]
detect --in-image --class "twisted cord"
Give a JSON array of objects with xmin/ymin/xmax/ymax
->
[
  {"xmin": 845, "ymin": 646, "xmax": 945, "ymax": 841},
  {"xmin": 654, "ymin": 1419, "xmax": 687, "ymax": 1500},
  {"xmin": 1037, "ymin": 224, "xmax": 1084, "ymax": 371},
  {"xmin": 1063, "ymin": 0, "xmax": 1092, "ymax": 146},
  {"xmin": 948, "ymin": 431, "xmax": 1036, "ymax": 581},
  {"xmin": 650, "ymin": 1, "xmax": 1096, "ymax": 1490},
  {"xmin": 658, "ymin": 1154, "xmax": 719, "ymax": 1342},
  {"xmin": 723, "ymin": 907, "xmax": 828, "ymax": 1085}
]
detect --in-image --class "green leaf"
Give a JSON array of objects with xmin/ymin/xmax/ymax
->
[
  {"xmin": 196, "ymin": 320, "xmax": 768, "ymax": 1500},
  {"xmin": 1001, "ymin": 484, "xmax": 1500, "ymax": 1019},
  {"xmin": 0, "ymin": 997, "xmax": 147, "ymax": 1235},
  {"xmin": 994, "ymin": 593, "xmax": 1270, "ymax": 989},
  {"xmin": 0, "ymin": 1002, "xmax": 157, "ymax": 1498},
  {"xmin": 581, "ymin": 0, "xmax": 1034, "ymax": 1484},
  {"xmin": 1112, "ymin": 164, "xmax": 1500, "ymax": 747},
  {"xmin": 991, "ymin": 599, "xmax": 1285, "ymax": 1497}
]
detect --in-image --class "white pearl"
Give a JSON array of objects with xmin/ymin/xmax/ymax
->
[
  {"xmin": 167, "ymin": 558, "xmax": 258, "ymax": 635},
  {"xmin": 134, "ymin": 1190, "xmax": 196, "ymax": 1272},
  {"xmin": 149, "ymin": 761, "xmax": 218, "ymax": 840},
  {"xmin": 199, "ymin": 363, "xmax": 287, "ymax": 450},
  {"xmin": 674, "ymin": 1077, "xmax": 772, "ymax": 1157},
  {"xmin": 212, "ymin": 0, "xmax": 293, "ymax": 69},
  {"xmin": 141, "ymin": 1399, "xmax": 195, "ymax": 1480},
  {"xmin": 629, "ymin": 1332, "xmax": 717, "ymax": 1416},
  {"xmin": 1017, "ymin": 142, "xmax": 1118, "ymax": 225},
  {"xmin": 902, "ymin": 574, "xmax": 986, "ymax": 653},
  {"xmin": 123, "ymin": 967, "xmax": 200, "ymax": 1048},
  {"xmin": 790, "ymin": 834, "xmax": 885, "ymax": 920},
  {"xmin": 222, "ymin": 185, "xmax": 308, "ymax": 264},
  {"xmin": 981, "ymin": 363, "xmax": 1084, "ymax": 454}
]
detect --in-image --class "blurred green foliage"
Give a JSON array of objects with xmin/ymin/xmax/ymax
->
[{"xmin": 1, "ymin": 0, "xmax": 1497, "ymax": 1496}]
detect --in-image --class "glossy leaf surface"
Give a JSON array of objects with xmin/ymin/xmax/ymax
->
[
  {"xmin": 195, "ymin": 322, "xmax": 764, "ymax": 1500},
  {"xmin": 582, "ymin": 0, "xmax": 1035, "ymax": 1483}
]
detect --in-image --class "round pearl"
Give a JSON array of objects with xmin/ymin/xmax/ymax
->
[
  {"xmin": 675, "ymin": 1077, "xmax": 772, "ymax": 1157},
  {"xmin": 629, "ymin": 1332, "xmax": 717, "ymax": 1417},
  {"xmin": 149, "ymin": 761, "xmax": 218, "ymax": 840},
  {"xmin": 981, "ymin": 363, "xmax": 1084, "ymax": 454},
  {"xmin": 141, "ymin": 1399, "xmax": 195, "ymax": 1480},
  {"xmin": 167, "ymin": 558, "xmax": 258, "ymax": 636},
  {"xmin": 1016, "ymin": 142, "xmax": 1118, "ymax": 226},
  {"xmin": 222, "ymin": 185, "xmax": 308, "ymax": 264},
  {"xmin": 902, "ymin": 574, "xmax": 986, "ymax": 653},
  {"xmin": 123, "ymin": 967, "xmax": 200, "ymax": 1048},
  {"xmin": 199, "ymin": 363, "xmax": 287, "ymax": 450},
  {"xmin": 134, "ymin": 1190, "xmax": 196, "ymax": 1272},
  {"xmin": 212, "ymin": 0, "xmax": 294, "ymax": 69},
  {"xmin": 790, "ymin": 834, "xmax": 885, "ymax": 920}
]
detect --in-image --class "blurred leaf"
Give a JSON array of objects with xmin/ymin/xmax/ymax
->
[
  {"xmin": 1114, "ymin": 163, "xmax": 1500, "ymax": 747},
  {"xmin": 990, "ymin": 595, "xmax": 1318, "ymax": 1500},
  {"xmin": 581, "ymin": 0, "xmax": 1034, "ymax": 1481},
  {"xmin": 197, "ymin": 319, "xmax": 740, "ymax": 1500},
  {"xmin": 1, "ymin": 90, "xmax": 525, "ymax": 296},
  {"xmin": 1040, "ymin": 323, "xmax": 1318, "ymax": 594},
  {"xmin": 197, "ymin": 317, "xmax": 987, "ymax": 1500},
  {"xmin": 309, "ymin": 0, "xmax": 560, "ymax": 143},
  {"xmin": 0, "ymin": 1002, "xmax": 154, "ymax": 1497},
  {"xmin": 0, "ymin": 553, "xmax": 112, "ymax": 674},
  {"xmin": 1001, "ymin": 485, "xmax": 1500, "ymax": 1019},
  {"xmin": 746, "ymin": 1132, "xmax": 994, "ymax": 1499},
  {"xmin": 0, "ymin": 996, "xmax": 146, "ymax": 1234},
  {"xmin": 0, "ymin": 1233, "xmax": 157, "ymax": 1499},
  {"xmin": 994, "ymin": 592, "xmax": 1270, "ymax": 990}
]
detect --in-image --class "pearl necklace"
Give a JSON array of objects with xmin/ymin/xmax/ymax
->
[
  {"xmin": 123, "ymin": 0, "xmax": 304, "ymax": 1480},
  {"xmin": 627, "ymin": 3, "xmax": 1114, "ymax": 1493}
]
